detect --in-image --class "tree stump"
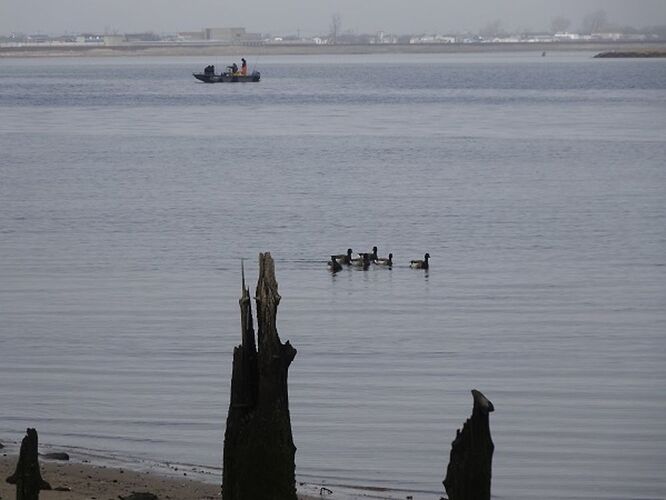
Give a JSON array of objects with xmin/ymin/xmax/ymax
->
[
  {"xmin": 222, "ymin": 253, "xmax": 298, "ymax": 500},
  {"xmin": 6, "ymin": 428, "xmax": 51, "ymax": 500},
  {"xmin": 443, "ymin": 390, "xmax": 495, "ymax": 500}
]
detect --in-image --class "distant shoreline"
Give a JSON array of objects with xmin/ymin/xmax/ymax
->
[
  {"xmin": 594, "ymin": 50, "xmax": 666, "ymax": 58},
  {"xmin": 2, "ymin": 40, "xmax": 666, "ymax": 58}
]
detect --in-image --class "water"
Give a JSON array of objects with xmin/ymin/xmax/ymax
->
[{"xmin": 1, "ymin": 52, "xmax": 665, "ymax": 499}]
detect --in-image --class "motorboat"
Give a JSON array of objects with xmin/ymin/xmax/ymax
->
[{"xmin": 193, "ymin": 65, "xmax": 260, "ymax": 83}]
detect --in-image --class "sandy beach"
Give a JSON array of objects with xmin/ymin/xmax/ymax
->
[
  {"xmin": 0, "ymin": 450, "xmax": 322, "ymax": 500},
  {"xmin": 0, "ymin": 451, "xmax": 221, "ymax": 500}
]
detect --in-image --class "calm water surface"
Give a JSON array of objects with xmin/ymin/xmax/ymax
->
[{"xmin": 1, "ymin": 53, "xmax": 665, "ymax": 499}]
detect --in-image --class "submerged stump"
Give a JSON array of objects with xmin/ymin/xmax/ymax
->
[
  {"xmin": 6, "ymin": 428, "xmax": 51, "ymax": 500},
  {"xmin": 443, "ymin": 390, "xmax": 495, "ymax": 500},
  {"xmin": 222, "ymin": 253, "xmax": 298, "ymax": 500}
]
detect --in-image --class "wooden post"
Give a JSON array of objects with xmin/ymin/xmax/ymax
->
[
  {"xmin": 443, "ymin": 390, "xmax": 495, "ymax": 500},
  {"xmin": 222, "ymin": 253, "xmax": 298, "ymax": 500},
  {"xmin": 6, "ymin": 428, "xmax": 51, "ymax": 500}
]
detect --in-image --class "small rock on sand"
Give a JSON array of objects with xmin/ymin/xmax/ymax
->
[{"xmin": 119, "ymin": 493, "xmax": 159, "ymax": 500}]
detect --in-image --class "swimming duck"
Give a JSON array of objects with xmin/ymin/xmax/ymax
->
[
  {"xmin": 327, "ymin": 255, "xmax": 343, "ymax": 272},
  {"xmin": 375, "ymin": 253, "xmax": 393, "ymax": 267},
  {"xmin": 367, "ymin": 246, "xmax": 378, "ymax": 262},
  {"xmin": 331, "ymin": 248, "xmax": 353, "ymax": 265},
  {"xmin": 350, "ymin": 252, "xmax": 371, "ymax": 269},
  {"xmin": 410, "ymin": 253, "xmax": 430, "ymax": 269}
]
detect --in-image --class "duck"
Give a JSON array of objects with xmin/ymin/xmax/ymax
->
[
  {"xmin": 410, "ymin": 252, "xmax": 430, "ymax": 269},
  {"xmin": 375, "ymin": 253, "xmax": 393, "ymax": 267},
  {"xmin": 331, "ymin": 248, "xmax": 353, "ymax": 265},
  {"xmin": 350, "ymin": 252, "xmax": 371, "ymax": 269},
  {"xmin": 367, "ymin": 246, "xmax": 378, "ymax": 262},
  {"xmin": 327, "ymin": 255, "xmax": 343, "ymax": 272}
]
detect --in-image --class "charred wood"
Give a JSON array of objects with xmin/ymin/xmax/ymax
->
[
  {"xmin": 6, "ymin": 428, "xmax": 51, "ymax": 500},
  {"xmin": 222, "ymin": 254, "xmax": 297, "ymax": 500},
  {"xmin": 443, "ymin": 390, "xmax": 495, "ymax": 500}
]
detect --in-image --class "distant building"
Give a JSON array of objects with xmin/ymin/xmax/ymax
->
[
  {"xmin": 372, "ymin": 31, "xmax": 398, "ymax": 44},
  {"xmin": 2, "ymin": 33, "xmax": 28, "ymax": 43},
  {"xmin": 410, "ymin": 34, "xmax": 455, "ymax": 44},
  {"xmin": 103, "ymin": 35, "xmax": 125, "ymax": 45},
  {"xmin": 205, "ymin": 27, "xmax": 245, "ymax": 41},
  {"xmin": 55, "ymin": 35, "xmax": 78, "ymax": 43},
  {"xmin": 525, "ymin": 35, "xmax": 555, "ymax": 42},
  {"xmin": 177, "ymin": 31, "xmax": 205, "ymax": 41},
  {"xmin": 76, "ymin": 34, "xmax": 104, "ymax": 43},
  {"xmin": 27, "ymin": 34, "xmax": 50, "ymax": 43},
  {"xmin": 491, "ymin": 36, "xmax": 521, "ymax": 43},
  {"xmin": 201, "ymin": 27, "xmax": 262, "ymax": 43},
  {"xmin": 125, "ymin": 32, "xmax": 161, "ymax": 42},
  {"xmin": 554, "ymin": 32, "xmax": 580, "ymax": 40},
  {"xmin": 590, "ymin": 32, "xmax": 641, "ymax": 41}
]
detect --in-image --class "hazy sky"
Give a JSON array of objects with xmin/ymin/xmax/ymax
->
[{"xmin": 2, "ymin": 0, "xmax": 665, "ymax": 35}]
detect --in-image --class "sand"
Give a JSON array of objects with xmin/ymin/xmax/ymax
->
[
  {"xmin": 0, "ymin": 452, "xmax": 321, "ymax": 500},
  {"xmin": 0, "ymin": 452, "xmax": 221, "ymax": 500}
]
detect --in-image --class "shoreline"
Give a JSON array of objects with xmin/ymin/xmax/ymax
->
[
  {"xmin": 0, "ymin": 451, "xmax": 330, "ymax": 500},
  {"xmin": 0, "ymin": 441, "xmax": 410, "ymax": 499},
  {"xmin": 1, "ymin": 451, "xmax": 222, "ymax": 500},
  {"xmin": 594, "ymin": 50, "xmax": 666, "ymax": 57},
  {"xmin": 1, "ymin": 40, "xmax": 666, "ymax": 58}
]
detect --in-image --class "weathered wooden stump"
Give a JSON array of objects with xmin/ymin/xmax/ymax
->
[
  {"xmin": 6, "ymin": 428, "xmax": 51, "ymax": 500},
  {"xmin": 443, "ymin": 390, "xmax": 495, "ymax": 500},
  {"xmin": 222, "ymin": 253, "xmax": 298, "ymax": 500}
]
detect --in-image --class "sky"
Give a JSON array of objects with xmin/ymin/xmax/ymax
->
[{"xmin": 1, "ymin": 0, "xmax": 665, "ymax": 36}]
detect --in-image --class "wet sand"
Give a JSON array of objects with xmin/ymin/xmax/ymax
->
[{"xmin": 0, "ymin": 453, "xmax": 320, "ymax": 500}]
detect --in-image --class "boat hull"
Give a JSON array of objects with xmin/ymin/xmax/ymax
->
[{"xmin": 193, "ymin": 71, "xmax": 260, "ymax": 83}]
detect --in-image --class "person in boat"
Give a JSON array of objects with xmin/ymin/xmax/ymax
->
[
  {"xmin": 230, "ymin": 62, "xmax": 238, "ymax": 75},
  {"xmin": 240, "ymin": 58, "xmax": 247, "ymax": 76}
]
